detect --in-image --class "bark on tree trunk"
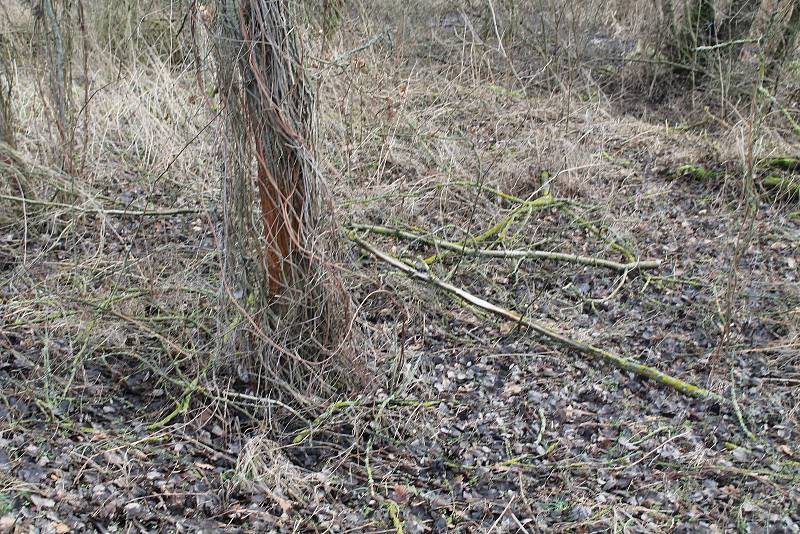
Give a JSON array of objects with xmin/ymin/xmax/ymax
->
[
  {"xmin": 0, "ymin": 51, "xmax": 13, "ymax": 148},
  {"xmin": 214, "ymin": 0, "xmax": 363, "ymax": 400},
  {"xmin": 687, "ymin": 0, "xmax": 717, "ymax": 48},
  {"xmin": 660, "ymin": 0, "xmax": 717, "ymax": 69},
  {"xmin": 33, "ymin": 0, "xmax": 78, "ymax": 172}
]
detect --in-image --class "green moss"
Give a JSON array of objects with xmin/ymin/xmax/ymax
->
[
  {"xmin": 0, "ymin": 493, "xmax": 15, "ymax": 515},
  {"xmin": 386, "ymin": 499, "xmax": 404, "ymax": 534},
  {"xmin": 488, "ymin": 84, "xmax": 523, "ymax": 99},
  {"xmin": 675, "ymin": 164, "xmax": 721, "ymax": 180},
  {"xmin": 761, "ymin": 158, "xmax": 800, "ymax": 172},
  {"xmin": 762, "ymin": 175, "xmax": 800, "ymax": 196}
]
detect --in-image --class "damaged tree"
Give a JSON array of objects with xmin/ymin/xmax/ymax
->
[{"xmin": 214, "ymin": 0, "xmax": 363, "ymax": 404}]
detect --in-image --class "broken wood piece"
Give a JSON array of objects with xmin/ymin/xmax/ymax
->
[{"xmin": 349, "ymin": 233, "xmax": 724, "ymax": 404}]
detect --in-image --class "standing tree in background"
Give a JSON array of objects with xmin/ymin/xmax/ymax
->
[
  {"xmin": 659, "ymin": 0, "xmax": 727, "ymax": 69},
  {"xmin": 33, "ymin": 0, "xmax": 83, "ymax": 173},
  {"xmin": 214, "ymin": 0, "xmax": 362, "ymax": 403},
  {"xmin": 0, "ymin": 36, "xmax": 14, "ymax": 149}
]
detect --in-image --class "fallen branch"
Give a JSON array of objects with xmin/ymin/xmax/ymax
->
[
  {"xmin": 350, "ymin": 234, "xmax": 724, "ymax": 403},
  {"xmin": 349, "ymin": 223, "xmax": 661, "ymax": 272},
  {"xmin": 0, "ymin": 193, "xmax": 200, "ymax": 216},
  {"xmin": 695, "ymin": 37, "xmax": 760, "ymax": 51},
  {"xmin": 559, "ymin": 205, "xmax": 639, "ymax": 263},
  {"xmin": 422, "ymin": 192, "xmax": 558, "ymax": 265}
]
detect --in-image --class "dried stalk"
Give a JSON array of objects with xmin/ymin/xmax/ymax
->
[{"xmin": 349, "ymin": 223, "xmax": 662, "ymax": 272}]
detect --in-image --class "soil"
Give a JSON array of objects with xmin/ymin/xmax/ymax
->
[{"xmin": 1, "ymin": 5, "xmax": 799, "ymax": 534}]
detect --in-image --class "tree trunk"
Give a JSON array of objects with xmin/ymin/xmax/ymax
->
[
  {"xmin": 687, "ymin": 0, "xmax": 717, "ymax": 48},
  {"xmin": 33, "ymin": 0, "xmax": 79, "ymax": 172},
  {"xmin": 661, "ymin": 0, "xmax": 717, "ymax": 69},
  {"xmin": 716, "ymin": 0, "xmax": 762, "ymax": 64},
  {"xmin": 0, "ymin": 43, "xmax": 13, "ymax": 148},
  {"xmin": 660, "ymin": 0, "xmax": 677, "ymax": 40},
  {"xmin": 719, "ymin": 0, "xmax": 761, "ymax": 44},
  {"xmin": 215, "ymin": 0, "xmax": 362, "ymax": 400}
]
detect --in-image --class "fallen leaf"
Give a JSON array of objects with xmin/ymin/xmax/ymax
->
[
  {"xmin": 392, "ymin": 484, "xmax": 411, "ymax": 504},
  {"xmin": 104, "ymin": 451, "xmax": 126, "ymax": 466}
]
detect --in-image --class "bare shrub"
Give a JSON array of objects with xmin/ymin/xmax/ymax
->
[{"xmin": 91, "ymin": 0, "xmax": 192, "ymax": 65}]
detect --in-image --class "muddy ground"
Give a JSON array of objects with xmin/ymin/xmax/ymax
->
[{"xmin": 2, "ymin": 4, "xmax": 800, "ymax": 533}]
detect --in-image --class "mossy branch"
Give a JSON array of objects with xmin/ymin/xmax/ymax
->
[
  {"xmin": 422, "ymin": 192, "xmax": 559, "ymax": 265},
  {"xmin": 350, "ymin": 233, "xmax": 725, "ymax": 404},
  {"xmin": 761, "ymin": 158, "xmax": 800, "ymax": 172},
  {"xmin": 675, "ymin": 164, "xmax": 722, "ymax": 180},
  {"xmin": 560, "ymin": 205, "xmax": 638, "ymax": 263},
  {"xmin": 348, "ymin": 223, "xmax": 661, "ymax": 272},
  {"xmin": 762, "ymin": 175, "xmax": 800, "ymax": 196}
]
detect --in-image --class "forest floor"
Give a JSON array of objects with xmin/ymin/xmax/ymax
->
[{"xmin": 2, "ymin": 4, "xmax": 800, "ymax": 533}]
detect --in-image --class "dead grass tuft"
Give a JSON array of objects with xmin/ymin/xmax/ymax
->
[{"xmin": 234, "ymin": 434, "xmax": 319, "ymax": 513}]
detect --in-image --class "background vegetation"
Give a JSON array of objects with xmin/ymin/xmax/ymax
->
[{"xmin": 1, "ymin": 0, "xmax": 798, "ymax": 531}]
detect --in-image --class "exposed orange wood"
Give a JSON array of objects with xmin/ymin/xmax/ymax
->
[
  {"xmin": 256, "ymin": 158, "xmax": 288, "ymax": 295},
  {"xmin": 255, "ymin": 144, "xmax": 305, "ymax": 297}
]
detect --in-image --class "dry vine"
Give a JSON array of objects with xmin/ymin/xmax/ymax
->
[{"xmin": 213, "ymin": 0, "xmax": 367, "ymax": 407}]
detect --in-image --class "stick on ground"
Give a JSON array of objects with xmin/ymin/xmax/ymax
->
[
  {"xmin": 348, "ymin": 223, "xmax": 661, "ymax": 272},
  {"xmin": 350, "ymin": 233, "xmax": 725, "ymax": 404}
]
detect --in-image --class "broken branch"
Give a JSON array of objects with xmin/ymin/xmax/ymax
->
[
  {"xmin": 349, "ymin": 223, "xmax": 661, "ymax": 272},
  {"xmin": 350, "ymin": 233, "xmax": 724, "ymax": 404}
]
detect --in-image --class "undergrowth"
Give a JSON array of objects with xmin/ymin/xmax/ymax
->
[{"xmin": 0, "ymin": 1, "xmax": 798, "ymax": 530}]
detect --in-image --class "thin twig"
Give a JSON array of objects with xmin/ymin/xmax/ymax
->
[
  {"xmin": 695, "ymin": 37, "xmax": 759, "ymax": 51},
  {"xmin": 0, "ymin": 194, "xmax": 200, "ymax": 216}
]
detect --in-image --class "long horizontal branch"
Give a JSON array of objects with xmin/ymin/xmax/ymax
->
[
  {"xmin": 0, "ymin": 193, "xmax": 200, "ymax": 216},
  {"xmin": 348, "ymin": 223, "xmax": 661, "ymax": 272},
  {"xmin": 349, "ymin": 233, "xmax": 724, "ymax": 404}
]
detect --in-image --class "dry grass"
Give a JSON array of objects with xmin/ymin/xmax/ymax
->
[
  {"xmin": 0, "ymin": 1, "xmax": 798, "ymax": 528},
  {"xmin": 1, "ymin": 0, "xmax": 219, "ymax": 418}
]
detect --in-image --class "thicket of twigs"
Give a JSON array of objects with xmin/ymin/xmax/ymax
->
[{"xmin": 1, "ymin": 1, "xmax": 799, "ymax": 529}]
